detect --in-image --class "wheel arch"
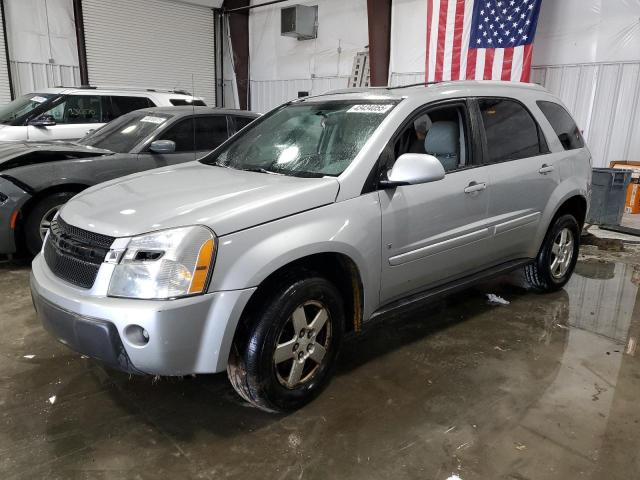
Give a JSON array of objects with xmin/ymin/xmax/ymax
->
[
  {"xmin": 14, "ymin": 183, "xmax": 89, "ymax": 250},
  {"xmin": 238, "ymin": 251, "xmax": 365, "ymax": 337}
]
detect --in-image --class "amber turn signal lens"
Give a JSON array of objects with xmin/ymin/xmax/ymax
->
[{"xmin": 188, "ymin": 238, "xmax": 215, "ymax": 294}]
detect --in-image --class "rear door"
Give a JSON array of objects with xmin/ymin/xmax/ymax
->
[
  {"xmin": 475, "ymin": 97, "xmax": 559, "ymax": 263},
  {"xmin": 379, "ymin": 99, "xmax": 492, "ymax": 304}
]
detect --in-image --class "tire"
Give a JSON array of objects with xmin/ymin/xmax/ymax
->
[
  {"xmin": 24, "ymin": 192, "xmax": 76, "ymax": 256},
  {"xmin": 227, "ymin": 271, "xmax": 345, "ymax": 412},
  {"xmin": 524, "ymin": 214, "xmax": 580, "ymax": 292}
]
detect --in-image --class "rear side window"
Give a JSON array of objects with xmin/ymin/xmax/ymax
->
[
  {"xmin": 478, "ymin": 98, "xmax": 544, "ymax": 163},
  {"xmin": 104, "ymin": 96, "xmax": 156, "ymax": 122},
  {"xmin": 156, "ymin": 116, "xmax": 229, "ymax": 151},
  {"xmin": 170, "ymin": 98, "xmax": 207, "ymax": 106},
  {"xmin": 537, "ymin": 101, "xmax": 584, "ymax": 150},
  {"xmin": 194, "ymin": 116, "xmax": 229, "ymax": 150},
  {"xmin": 234, "ymin": 115, "xmax": 255, "ymax": 131}
]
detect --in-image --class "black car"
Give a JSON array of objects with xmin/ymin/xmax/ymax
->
[{"xmin": 0, "ymin": 107, "xmax": 258, "ymax": 255}]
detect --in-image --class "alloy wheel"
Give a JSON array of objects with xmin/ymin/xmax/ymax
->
[
  {"xmin": 550, "ymin": 227, "xmax": 574, "ymax": 279},
  {"xmin": 273, "ymin": 300, "xmax": 332, "ymax": 389}
]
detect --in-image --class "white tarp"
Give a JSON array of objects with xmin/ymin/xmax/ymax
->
[{"xmin": 4, "ymin": 0, "xmax": 78, "ymax": 66}]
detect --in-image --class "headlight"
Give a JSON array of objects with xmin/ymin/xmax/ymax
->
[{"xmin": 108, "ymin": 226, "xmax": 216, "ymax": 299}]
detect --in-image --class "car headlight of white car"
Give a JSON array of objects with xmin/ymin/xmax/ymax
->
[{"xmin": 108, "ymin": 226, "xmax": 216, "ymax": 299}]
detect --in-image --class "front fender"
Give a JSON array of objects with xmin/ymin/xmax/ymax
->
[{"xmin": 209, "ymin": 193, "xmax": 383, "ymax": 319}]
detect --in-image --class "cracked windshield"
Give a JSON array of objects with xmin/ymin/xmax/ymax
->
[{"xmin": 204, "ymin": 101, "xmax": 397, "ymax": 177}]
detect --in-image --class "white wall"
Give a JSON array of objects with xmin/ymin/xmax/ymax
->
[
  {"xmin": 249, "ymin": 0, "xmax": 368, "ymax": 112},
  {"xmin": 533, "ymin": 0, "xmax": 640, "ymax": 66},
  {"xmin": 4, "ymin": 0, "xmax": 80, "ymax": 96}
]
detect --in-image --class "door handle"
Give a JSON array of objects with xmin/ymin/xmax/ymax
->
[
  {"xmin": 539, "ymin": 164, "xmax": 554, "ymax": 174},
  {"xmin": 464, "ymin": 182, "xmax": 487, "ymax": 194}
]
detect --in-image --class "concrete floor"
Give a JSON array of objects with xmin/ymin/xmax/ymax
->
[{"xmin": 1, "ymin": 246, "xmax": 640, "ymax": 479}]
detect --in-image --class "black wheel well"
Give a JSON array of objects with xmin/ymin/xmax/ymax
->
[
  {"xmin": 15, "ymin": 184, "xmax": 88, "ymax": 250},
  {"xmin": 553, "ymin": 195, "xmax": 587, "ymax": 229},
  {"xmin": 240, "ymin": 253, "xmax": 364, "ymax": 336}
]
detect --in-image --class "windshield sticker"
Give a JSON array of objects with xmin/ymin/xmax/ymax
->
[
  {"xmin": 347, "ymin": 104, "xmax": 394, "ymax": 114},
  {"xmin": 140, "ymin": 116, "xmax": 167, "ymax": 125},
  {"xmin": 30, "ymin": 96, "xmax": 48, "ymax": 104}
]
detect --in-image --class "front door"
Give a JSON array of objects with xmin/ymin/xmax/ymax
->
[
  {"xmin": 27, "ymin": 94, "xmax": 105, "ymax": 141},
  {"xmin": 379, "ymin": 100, "xmax": 491, "ymax": 304}
]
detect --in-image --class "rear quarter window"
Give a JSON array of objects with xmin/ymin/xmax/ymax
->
[{"xmin": 537, "ymin": 101, "xmax": 585, "ymax": 150}]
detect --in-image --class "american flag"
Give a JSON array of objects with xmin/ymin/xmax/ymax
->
[{"xmin": 425, "ymin": 0, "xmax": 543, "ymax": 83}]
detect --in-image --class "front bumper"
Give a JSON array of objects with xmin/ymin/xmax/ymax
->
[
  {"xmin": 0, "ymin": 176, "xmax": 31, "ymax": 255},
  {"xmin": 30, "ymin": 253, "xmax": 256, "ymax": 375}
]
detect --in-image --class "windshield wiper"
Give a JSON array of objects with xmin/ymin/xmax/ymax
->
[{"xmin": 239, "ymin": 167, "xmax": 283, "ymax": 175}]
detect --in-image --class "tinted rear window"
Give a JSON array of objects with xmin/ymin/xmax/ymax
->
[
  {"xmin": 478, "ymin": 98, "xmax": 544, "ymax": 163},
  {"xmin": 537, "ymin": 101, "xmax": 584, "ymax": 150},
  {"xmin": 170, "ymin": 98, "xmax": 207, "ymax": 106}
]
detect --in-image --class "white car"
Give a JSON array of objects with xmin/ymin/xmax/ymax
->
[{"xmin": 0, "ymin": 87, "xmax": 206, "ymax": 142}]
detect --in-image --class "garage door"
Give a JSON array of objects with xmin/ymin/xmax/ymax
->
[
  {"xmin": 0, "ymin": 5, "xmax": 11, "ymax": 104},
  {"xmin": 82, "ymin": 0, "xmax": 216, "ymax": 105}
]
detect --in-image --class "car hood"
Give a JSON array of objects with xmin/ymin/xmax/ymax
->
[
  {"xmin": 0, "ymin": 141, "xmax": 112, "ymax": 168},
  {"xmin": 60, "ymin": 162, "xmax": 340, "ymax": 237}
]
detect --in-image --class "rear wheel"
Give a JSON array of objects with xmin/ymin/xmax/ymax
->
[
  {"xmin": 24, "ymin": 192, "xmax": 76, "ymax": 256},
  {"xmin": 524, "ymin": 214, "xmax": 580, "ymax": 292},
  {"xmin": 227, "ymin": 272, "xmax": 344, "ymax": 412}
]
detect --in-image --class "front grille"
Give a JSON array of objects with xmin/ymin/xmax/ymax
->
[{"xmin": 44, "ymin": 216, "xmax": 115, "ymax": 289}]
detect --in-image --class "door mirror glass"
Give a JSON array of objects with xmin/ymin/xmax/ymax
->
[
  {"xmin": 149, "ymin": 140, "xmax": 176, "ymax": 154},
  {"xmin": 28, "ymin": 114, "xmax": 56, "ymax": 128},
  {"xmin": 383, "ymin": 153, "xmax": 446, "ymax": 187}
]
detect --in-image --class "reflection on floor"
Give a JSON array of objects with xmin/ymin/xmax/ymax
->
[{"xmin": 0, "ymin": 252, "xmax": 639, "ymax": 479}]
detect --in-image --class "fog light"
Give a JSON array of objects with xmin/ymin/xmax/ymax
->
[{"xmin": 124, "ymin": 325, "xmax": 150, "ymax": 346}]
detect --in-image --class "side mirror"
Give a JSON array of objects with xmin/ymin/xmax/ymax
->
[
  {"xmin": 149, "ymin": 140, "xmax": 176, "ymax": 154},
  {"xmin": 28, "ymin": 114, "xmax": 56, "ymax": 128},
  {"xmin": 379, "ymin": 153, "xmax": 446, "ymax": 188}
]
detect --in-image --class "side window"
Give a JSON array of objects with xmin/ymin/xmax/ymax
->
[
  {"xmin": 170, "ymin": 98, "xmax": 206, "ymax": 106},
  {"xmin": 537, "ymin": 101, "xmax": 584, "ymax": 150},
  {"xmin": 391, "ymin": 103, "xmax": 470, "ymax": 173},
  {"xmin": 234, "ymin": 115, "xmax": 255, "ymax": 131},
  {"xmin": 194, "ymin": 116, "xmax": 229, "ymax": 150},
  {"xmin": 478, "ymin": 98, "xmax": 544, "ymax": 163},
  {"xmin": 43, "ymin": 95, "xmax": 103, "ymax": 124},
  {"xmin": 105, "ymin": 96, "xmax": 155, "ymax": 121},
  {"xmin": 157, "ymin": 118, "xmax": 195, "ymax": 152}
]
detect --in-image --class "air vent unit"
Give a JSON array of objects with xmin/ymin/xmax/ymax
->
[{"xmin": 281, "ymin": 5, "xmax": 318, "ymax": 40}]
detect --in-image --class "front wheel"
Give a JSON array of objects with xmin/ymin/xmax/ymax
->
[
  {"xmin": 24, "ymin": 192, "xmax": 77, "ymax": 256},
  {"xmin": 524, "ymin": 214, "xmax": 580, "ymax": 292},
  {"xmin": 227, "ymin": 273, "xmax": 344, "ymax": 412}
]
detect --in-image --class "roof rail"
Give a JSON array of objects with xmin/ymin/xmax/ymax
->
[
  {"xmin": 53, "ymin": 85, "xmax": 194, "ymax": 96},
  {"xmin": 386, "ymin": 81, "xmax": 441, "ymax": 90}
]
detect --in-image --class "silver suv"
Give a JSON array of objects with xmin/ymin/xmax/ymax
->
[{"xmin": 30, "ymin": 81, "xmax": 592, "ymax": 412}]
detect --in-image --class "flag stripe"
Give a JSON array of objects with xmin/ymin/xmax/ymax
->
[
  {"xmin": 458, "ymin": 0, "xmax": 475, "ymax": 80},
  {"xmin": 484, "ymin": 48, "xmax": 494, "ymax": 80},
  {"xmin": 425, "ymin": 0, "xmax": 433, "ymax": 82},
  {"xmin": 442, "ymin": 0, "xmax": 457, "ymax": 80},
  {"xmin": 451, "ymin": 0, "xmax": 465, "ymax": 80},
  {"xmin": 475, "ymin": 48, "xmax": 485, "ymax": 80},
  {"xmin": 427, "ymin": 0, "xmax": 440, "ymax": 82},
  {"xmin": 511, "ymin": 45, "xmax": 524, "ymax": 81},
  {"xmin": 521, "ymin": 43, "xmax": 533, "ymax": 82},
  {"xmin": 501, "ymin": 48, "xmax": 514, "ymax": 80},
  {"xmin": 434, "ymin": 0, "xmax": 449, "ymax": 81},
  {"xmin": 466, "ymin": 47, "xmax": 477, "ymax": 80}
]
